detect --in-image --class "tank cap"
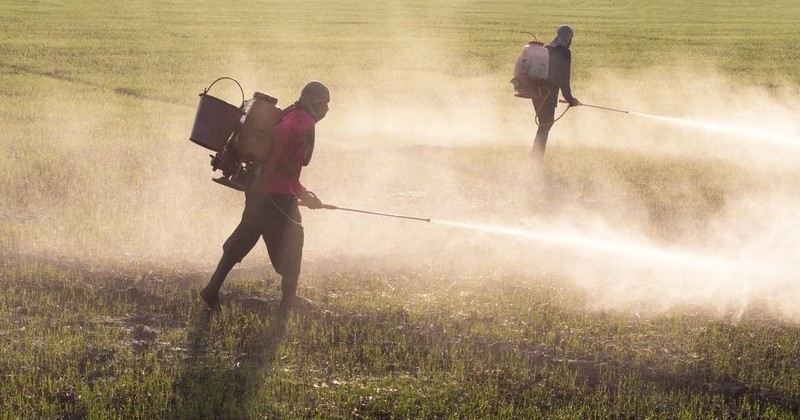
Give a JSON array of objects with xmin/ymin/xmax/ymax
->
[{"xmin": 253, "ymin": 92, "xmax": 278, "ymax": 104}]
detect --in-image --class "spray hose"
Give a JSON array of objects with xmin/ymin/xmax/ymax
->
[{"xmin": 535, "ymin": 89, "xmax": 571, "ymax": 127}]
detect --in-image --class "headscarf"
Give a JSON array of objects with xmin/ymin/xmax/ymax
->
[
  {"xmin": 297, "ymin": 80, "xmax": 330, "ymax": 122},
  {"xmin": 548, "ymin": 24, "xmax": 574, "ymax": 48}
]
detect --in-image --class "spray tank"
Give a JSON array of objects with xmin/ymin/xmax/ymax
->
[
  {"xmin": 189, "ymin": 77, "xmax": 245, "ymax": 152},
  {"xmin": 511, "ymin": 32, "xmax": 549, "ymax": 99},
  {"xmin": 189, "ymin": 77, "xmax": 282, "ymax": 191}
]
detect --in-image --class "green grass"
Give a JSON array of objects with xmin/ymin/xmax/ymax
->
[
  {"xmin": 2, "ymin": 257, "xmax": 800, "ymax": 418},
  {"xmin": 2, "ymin": 0, "xmax": 800, "ymax": 418}
]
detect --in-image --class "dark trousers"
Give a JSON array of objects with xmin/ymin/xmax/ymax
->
[
  {"xmin": 205, "ymin": 191, "xmax": 304, "ymax": 299},
  {"xmin": 531, "ymin": 91, "xmax": 557, "ymax": 160}
]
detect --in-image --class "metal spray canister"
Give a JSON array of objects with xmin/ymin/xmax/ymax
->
[{"xmin": 233, "ymin": 92, "xmax": 282, "ymax": 163}]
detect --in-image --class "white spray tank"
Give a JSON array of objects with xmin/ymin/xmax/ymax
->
[{"xmin": 512, "ymin": 34, "xmax": 549, "ymax": 98}]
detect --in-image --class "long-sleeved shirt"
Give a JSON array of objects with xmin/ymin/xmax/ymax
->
[
  {"xmin": 546, "ymin": 45, "xmax": 576, "ymax": 104},
  {"xmin": 260, "ymin": 108, "xmax": 314, "ymax": 196}
]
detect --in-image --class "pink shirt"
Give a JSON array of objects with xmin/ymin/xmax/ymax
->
[{"xmin": 260, "ymin": 108, "xmax": 314, "ymax": 196}]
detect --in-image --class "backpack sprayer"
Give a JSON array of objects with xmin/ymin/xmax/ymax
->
[
  {"xmin": 511, "ymin": 32, "xmax": 549, "ymax": 99},
  {"xmin": 511, "ymin": 32, "xmax": 570, "ymax": 126},
  {"xmin": 189, "ymin": 77, "xmax": 282, "ymax": 191}
]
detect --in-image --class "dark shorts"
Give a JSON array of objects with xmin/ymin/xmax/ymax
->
[{"xmin": 222, "ymin": 191, "xmax": 304, "ymax": 280}]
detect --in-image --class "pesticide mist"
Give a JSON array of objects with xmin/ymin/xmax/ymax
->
[
  {"xmin": 5, "ymin": 34, "xmax": 800, "ymax": 321},
  {"xmin": 309, "ymin": 58, "xmax": 800, "ymax": 320}
]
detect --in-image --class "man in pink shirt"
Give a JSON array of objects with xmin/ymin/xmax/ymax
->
[{"xmin": 200, "ymin": 81, "xmax": 330, "ymax": 315}]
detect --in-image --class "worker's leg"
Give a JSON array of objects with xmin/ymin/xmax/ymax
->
[
  {"xmin": 277, "ymin": 218, "xmax": 304, "ymax": 300},
  {"xmin": 532, "ymin": 95, "xmax": 557, "ymax": 160},
  {"xmin": 261, "ymin": 195, "xmax": 305, "ymax": 314},
  {"xmin": 200, "ymin": 193, "xmax": 263, "ymax": 309}
]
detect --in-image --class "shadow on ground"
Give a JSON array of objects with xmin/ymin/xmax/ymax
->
[{"xmin": 170, "ymin": 303, "xmax": 288, "ymax": 419}]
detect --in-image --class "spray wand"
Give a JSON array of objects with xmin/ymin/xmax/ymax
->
[
  {"xmin": 559, "ymin": 99, "xmax": 630, "ymax": 114},
  {"xmin": 302, "ymin": 202, "xmax": 431, "ymax": 222}
]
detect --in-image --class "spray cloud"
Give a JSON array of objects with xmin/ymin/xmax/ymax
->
[{"xmin": 5, "ymin": 28, "xmax": 800, "ymax": 321}]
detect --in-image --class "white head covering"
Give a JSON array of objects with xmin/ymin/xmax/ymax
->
[{"xmin": 549, "ymin": 24, "xmax": 574, "ymax": 48}]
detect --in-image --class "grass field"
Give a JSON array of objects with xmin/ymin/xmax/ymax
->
[{"xmin": 2, "ymin": 0, "xmax": 800, "ymax": 418}]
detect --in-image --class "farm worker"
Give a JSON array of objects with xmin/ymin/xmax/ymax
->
[
  {"xmin": 200, "ymin": 81, "xmax": 330, "ymax": 315},
  {"xmin": 531, "ymin": 24, "xmax": 581, "ymax": 161}
]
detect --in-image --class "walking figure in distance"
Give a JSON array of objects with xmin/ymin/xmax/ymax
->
[{"xmin": 531, "ymin": 24, "xmax": 581, "ymax": 162}]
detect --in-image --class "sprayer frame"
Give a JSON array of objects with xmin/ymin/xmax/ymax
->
[{"xmin": 198, "ymin": 77, "xmax": 269, "ymax": 192}]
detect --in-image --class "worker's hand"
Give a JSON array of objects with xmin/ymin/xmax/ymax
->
[
  {"xmin": 568, "ymin": 97, "xmax": 581, "ymax": 107},
  {"xmin": 298, "ymin": 190, "xmax": 324, "ymax": 209}
]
